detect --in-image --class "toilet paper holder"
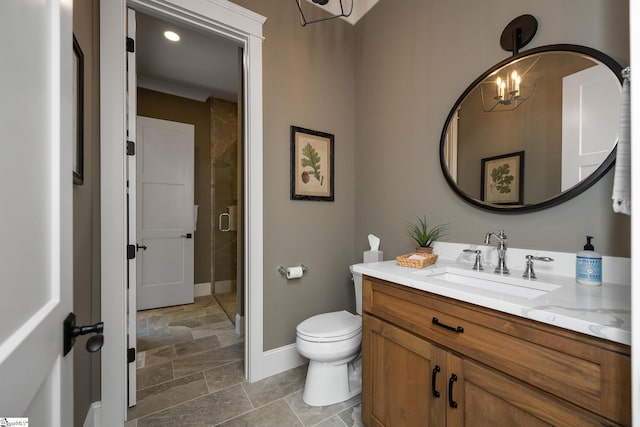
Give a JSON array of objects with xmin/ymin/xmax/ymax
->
[{"xmin": 277, "ymin": 264, "xmax": 309, "ymax": 275}]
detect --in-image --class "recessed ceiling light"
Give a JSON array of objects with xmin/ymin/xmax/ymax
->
[{"xmin": 164, "ymin": 30, "xmax": 180, "ymax": 42}]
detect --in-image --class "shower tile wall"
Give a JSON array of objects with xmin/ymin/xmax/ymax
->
[{"xmin": 210, "ymin": 98, "xmax": 239, "ymax": 322}]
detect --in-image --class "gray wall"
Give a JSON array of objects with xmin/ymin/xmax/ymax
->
[
  {"xmin": 73, "ymin": 0, "xmax": 101, "ymax": 425},
  {"xmin": 159, "ymin": 0, "xmax": 628, "ymax": 353},
  {"xmin": 354, "ymin": 0, "xmax": 630, "ymax": 259},
  {"xmin": 232, "ymin": 0, "xmax": 356, "ymax": 350}
]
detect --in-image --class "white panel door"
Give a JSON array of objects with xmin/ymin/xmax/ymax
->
[
  {"xmin": 137, "ymin": 116, "xmax": 195, "ymax": 310},
  {"xmin": 562, "ymin": 64, "xmax": 621, "ymax": 190},
  {"xmin": 0, "ymin": 0, "xmax": 73, "ymax": 425}
]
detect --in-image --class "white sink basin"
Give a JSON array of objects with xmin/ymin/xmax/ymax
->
[{"xmin": 413, "ymin": 267, "xmax": 561, "ymax": 299}]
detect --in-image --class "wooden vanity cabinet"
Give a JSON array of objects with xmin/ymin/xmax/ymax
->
[
  {"xmin": 363, "ymin": 314, "xmax": 446, "ymax": 426},
  {"xmin": 361, "ymin": 276, "xmax": 631, "ymax": 427}
]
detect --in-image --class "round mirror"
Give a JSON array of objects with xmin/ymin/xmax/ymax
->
[{"xmin": 440, "ymin": 44, "xmax": 623, "ymax": 212}]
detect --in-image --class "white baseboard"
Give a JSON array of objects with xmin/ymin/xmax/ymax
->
[
  {"xmin": 82, "ymin": 401, "xmax": 102, "ymax": 427},
  {"xmin": 214, "ymin": 279, "xmax": 235, "ymax": 294},
  {"xmin": 194, "ymin": 282, "xmax": 211, "ymax": 297},
  {"xmin": 260, "ymin": 344, "xmax": 307, "ymax": 380}
]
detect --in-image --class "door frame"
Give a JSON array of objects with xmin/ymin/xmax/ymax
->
[{"xmin": 100, "ymin": 0, "xmax": 266, "ymax": 423}]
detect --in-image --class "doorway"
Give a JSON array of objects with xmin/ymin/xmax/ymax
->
[
  {"xmin": 100, "ymin": 1, "xmax": 266, "ymax": 423},
  {"xmin": 132, "ymin": 4, "xmax": 245, "ymax": 408},
  {"xmin": 133, "ymin": 9, "xmax": 243, "ymax": 317}
]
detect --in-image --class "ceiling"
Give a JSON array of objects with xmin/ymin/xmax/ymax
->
[
  {"xmin": 135, "ymin": 11, "xmax": 241, "ymax": 102},
  {"xmin": 134, "ymin": 1, "xmax": 379, "ymax": 103}
]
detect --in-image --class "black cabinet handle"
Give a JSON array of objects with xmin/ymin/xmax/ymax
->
[
  {"xmin": 448, "ymin": 373, "xmax": 458, "ymax": 408},
  {"xmin": 432, "ymin": 317, "xmax": 464, "ymax": 333},
  {"xmin": 431, "ymin": 365, "xmax": 441, "ymax": 398}
]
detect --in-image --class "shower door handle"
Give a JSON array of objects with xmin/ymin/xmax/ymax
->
[{"xmin": 219, "ymin": 212, "xmax": 231, "ymax": 232}]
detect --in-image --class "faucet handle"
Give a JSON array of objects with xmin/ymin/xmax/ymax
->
[
  {"xmin": 463, "ymin": 249, "xmax": 483, "ymax": 271},
  {"xmin": 522, "ymin": 255, "xmax": 554, "ymax": 279}
]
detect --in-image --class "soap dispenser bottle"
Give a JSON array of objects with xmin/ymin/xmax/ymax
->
[{"xmin": 576, "ymin": 236, "xmax": 602, "ymax": 286}]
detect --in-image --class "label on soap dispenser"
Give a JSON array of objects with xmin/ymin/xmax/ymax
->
[{"xmin": 576, "ymin": 256, "xmax": 602, "ymax": 284}]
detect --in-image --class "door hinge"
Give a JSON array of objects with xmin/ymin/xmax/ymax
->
[
  {"xmin": 126, "ymin": 37, "xmax": 135, "ymax": 53},
  {"xmin": 127, "ymin": 140, "xmax": 135, "ymax": 156},
  {"xmin": 127, "ymin": 348, "xmax": 136, "ymax": 363},
  {"xmin": 127, "ymin": 244, "xmax": 136, "ymax": 260}
]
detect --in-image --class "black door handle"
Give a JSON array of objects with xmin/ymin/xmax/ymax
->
[
  {"xmin": 136, "ymin": 244, "xmax": 147, "ymax": 251},
  {"xmin": 181, "ymin": 233, "xmax": 192, "ymax": 239},
  {"xmin": 63, "ymin": 313, "xmax": 104, "ymax": 356}
]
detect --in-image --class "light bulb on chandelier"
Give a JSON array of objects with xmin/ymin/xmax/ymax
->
[
  {"xmin": 495, "ymin": 70, "xmax": 522, "ymax": 105},
  {"xmin": 480, "ymin": 55, "xmax": 541, "ymax": 112}
]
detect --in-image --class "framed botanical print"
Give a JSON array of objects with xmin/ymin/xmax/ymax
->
[
  {"xmin": 481, "ymin": 151, "xmax": 524, "ymax": 204},
  {"xmin": 290, "ymin": 126, "xmax": 334, "ymax": 201}
]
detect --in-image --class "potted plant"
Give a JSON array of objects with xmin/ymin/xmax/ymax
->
[{"xmin": 407, "ymin": 215, "xmax": 447, "ymax": 254}]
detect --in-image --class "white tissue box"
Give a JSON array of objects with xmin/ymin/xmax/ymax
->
[{"xmin": 364, "ymin": 250, "xmax": 383, "ymax": 263}]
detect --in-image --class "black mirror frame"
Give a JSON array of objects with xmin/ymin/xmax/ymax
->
[{"xmin": 439, "ymin": 44, "xmax": 623, "ymax": 213}]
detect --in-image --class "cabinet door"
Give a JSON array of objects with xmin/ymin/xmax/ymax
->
[
  {"xmin": 446, "ymin": 356, "xmax": 615, "ymax": 427},
  {"xmin": 362, "ymin": 314, "xmax": 446, "ymax": 427}
]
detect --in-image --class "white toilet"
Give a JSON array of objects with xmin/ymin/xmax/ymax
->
[{"xmin": 295, "ymin": 267, "xmax": 363, "ymax": 406}]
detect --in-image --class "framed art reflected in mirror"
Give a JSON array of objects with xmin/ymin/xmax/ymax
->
[{"xmin": 481, "ymin": 151, "xmax": 524, "ymax": 205}]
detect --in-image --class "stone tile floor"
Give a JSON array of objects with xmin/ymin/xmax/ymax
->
[
  {"xmin": 125, "ymin": 295, "xmax": 363, "ymax": 427},
  {"xmin": 213, "ymin": 290, "xmax": 237, "ymax": 328}
]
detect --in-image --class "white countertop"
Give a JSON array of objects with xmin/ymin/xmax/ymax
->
[{"xmin": 353, "ymin": 243, "xmax": 631, "ymax": 345}]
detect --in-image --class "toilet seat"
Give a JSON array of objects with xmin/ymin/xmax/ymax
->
[{"xmin": 296, "ymin": 310, "xmax": 361, "ymax": 343}]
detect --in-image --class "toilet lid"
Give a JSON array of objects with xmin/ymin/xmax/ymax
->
[{"xmin": 296, "ymin": 310, "xmax": 362, "ymax": 342}]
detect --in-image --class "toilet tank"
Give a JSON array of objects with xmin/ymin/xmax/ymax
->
[{"xmin": 350, "ymin": 266, "xmax": 363, "ymax": 315}]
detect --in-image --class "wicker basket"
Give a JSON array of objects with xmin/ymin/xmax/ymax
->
[{"xmin": 396, "ymin": 252, "xmax": 438, "ymax": 268}]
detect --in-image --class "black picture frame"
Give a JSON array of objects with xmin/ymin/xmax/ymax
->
[
  {"xmin": 290, "ymin": 126, "xmax": 334, "ymax": 201},
  {"xmin": 481, "ymin": 151, "xmax": 524, "ymax": 205},
  {"xmin": 73, "ymin": 35, "xmax": 84, "ymax": 185}
]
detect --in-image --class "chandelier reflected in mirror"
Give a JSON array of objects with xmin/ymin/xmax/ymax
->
[{"xmin": 480, "ymin": 55, "xmax": 542, "ymax": 112}]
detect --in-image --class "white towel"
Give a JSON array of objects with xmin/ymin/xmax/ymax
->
[{"xmin": 612, "ymin": 67, "xmax": 631, "ymax": 215}]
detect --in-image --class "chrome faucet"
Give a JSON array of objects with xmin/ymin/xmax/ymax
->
[
  {"xmin": 522, "ymin": 255, "xmax": 554, "ymax": 280},
  {"xmin": 463, "ymin": 249, "xmax": 484, "ymax": 271},
  {"xmin": 484, "ymin": 230, "xmax": 509, "ymax": 275}
]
